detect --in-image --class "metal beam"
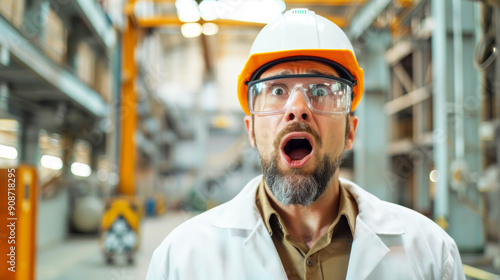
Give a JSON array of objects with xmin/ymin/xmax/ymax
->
[
  {"xmin": 73, "ymin": 0, "xmax": 117, "ymax": 49},
  {"xmin": 0, "ymin": 43, "xmax": 9, "ymax": 66},
  {"xmin": 137, "ymin": 16, "xmax": 265, "ymax": 28},
  {"xmin": 119, "ymin": 1, "xmax": 139, "ymax": 196},
  {"xmin": 393, "ymin": 63, "xmax": 415, "ymax": 92},
  {"xmin": 348, "ymin": 0, "xmax": 392, "ymax": 40},
  {"xmin": 385, "ymin": 40, "xmax": 412, "ymax": 66},
  {"xmin": 0, "ymin": 16, "xmax": 109, "ymax": 118},
  {"xmin": 384, "ymin": 87, "xmax": 430, "ymax": 115},
  {"xmin": 136, "ymin": 15, "xmax": 347, "ymax": 28}
]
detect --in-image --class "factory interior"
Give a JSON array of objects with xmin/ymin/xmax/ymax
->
[{"xmin": 0, "ymin": 0, "xmax": 499, "ymax": 279}]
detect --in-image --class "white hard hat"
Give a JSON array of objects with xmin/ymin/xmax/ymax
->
[{"xmin": 237, "ymin": 9, "xmax": 364, "ymax": 115}]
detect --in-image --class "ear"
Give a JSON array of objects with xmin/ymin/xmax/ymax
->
[
  {"xmin": 344, "ymin": 115, "xmax": 358, "ymax": 150},
  {"xmin": 244, "ymin": 115, "xmax": 257, "ymax": 148}
]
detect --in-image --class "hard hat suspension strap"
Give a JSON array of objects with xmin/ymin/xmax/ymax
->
[{"xmin": 248, "ymin": 56, "xmax": 356, "ymax": 86}]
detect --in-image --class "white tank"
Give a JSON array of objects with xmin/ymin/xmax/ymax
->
[{"xmin": 72, "ymin": 196, "xmax": 104, "ymax": 233}]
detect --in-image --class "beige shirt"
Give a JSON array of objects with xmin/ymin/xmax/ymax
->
[{"xmin": 255, "ymin": 178, "xmax": 358, "ymax": 280}]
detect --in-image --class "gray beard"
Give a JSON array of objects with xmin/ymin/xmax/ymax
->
[{"xmin": 261, "ymin": 153, "xmax": 343, "ymax": 207}]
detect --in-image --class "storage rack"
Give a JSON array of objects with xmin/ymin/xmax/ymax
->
[
  {"xmin": 383, "ymin": 1, "xmax": 434, "ymax": 213},
  {"xmin": 0, "ymin": 0, "xmax": 118, "ymax": 250}
]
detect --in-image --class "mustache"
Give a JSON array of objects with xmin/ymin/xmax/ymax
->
[{"xmin": 273, "ymin": 122, "xmax": 322, "ymax": 149}]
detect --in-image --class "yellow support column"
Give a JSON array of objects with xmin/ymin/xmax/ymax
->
[{"xmin": 119, "ymin": 0, "xmax": 139, "ymax": 196}]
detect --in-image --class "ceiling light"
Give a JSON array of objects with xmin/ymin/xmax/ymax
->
[
  {"xmin": 198, "ymin": 0, "xmax": 219, "ymax": 21},
  {"xmin": 181, "ymin": 23, "xmax": 202, "ymax": 38},
  {"xmin": 176, "ymin": 0, "xmax": 201, "ymax": 22},
  {"xmin": 0, "ymin": 144, "xmax": 17, "ymax": 159},
  {"xmin": 41, "ymin": 155, "xmax": 63, "ymax": 170},
  {"xmin": 71, "ymin": 162, "xmax": 92, "ymax": 177},
  {"xmin": 202, "ymin": 23, "xmax": 219, "ymax": 35},
  {"xmin": 199, "ymin": 0, "xmax": 285, "ymax": 24}
]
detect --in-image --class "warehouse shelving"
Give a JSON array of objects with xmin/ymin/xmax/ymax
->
[
  {"xmin": 381, "ymin": 1, "xmax": 434, "ymax": 212},
  {"xmin": 71, "ymin": 0, "xmax": 117, "ymax": 49},
  {"xmin": 0, "ymin": 15, "xmax": 109, "ymax": 117},
  {"xmin": 0, "ymin": 0, "xmax": 119, "ymax": 250},
  {"xmin": 0, "ymin": 1, "xmax": 117, "ymax": 118}
]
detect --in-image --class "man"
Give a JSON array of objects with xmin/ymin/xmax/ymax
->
[{"xmin": 147, "ymin": 9, "xmax": 465, "ymax": 280}]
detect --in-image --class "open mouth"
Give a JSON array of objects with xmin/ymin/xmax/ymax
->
[
  {"xmin": 284, "ymin": 138, "xmax": 312, "ymax": 160},
  {"xmin": 280, "ymin": 133, "xmax": 314, "ymax": 168}
]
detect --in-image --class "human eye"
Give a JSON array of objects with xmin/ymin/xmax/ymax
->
[
  {"xmin": 310, "ymin": 84, "xmax": 330, "ymax": 97},
  {"xmin": 269, "ymin": 85, "xmax": 287, "ymax": 96}
]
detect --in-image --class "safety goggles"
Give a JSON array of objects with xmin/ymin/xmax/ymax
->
[{"xmin": 247, "ymin": 74, "xmax": 353, "ymax": 115}]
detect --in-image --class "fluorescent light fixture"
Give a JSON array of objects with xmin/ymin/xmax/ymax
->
[
  {"xmin": 202, "ymin": 22, "xmax": 219, "ymax": 35},
  {"xmin": 199, "ymin": 0, "xmax": 285, "ymax": 23},
  {"xmin": 176, "ymin": 0, "xmax": 201, "ymax": 22},
  {"xmin": 41, "ymin": 155, "xmax": 63, "ymax": 170},
  {"xmin": 71, "ymin": 162, "xmax": 92, "ymax": 177},
  {"xmin": 0, "ymin": 144, "xmax": 17, "ymax": 159},
  {"xmin": 181, "ymin": 23, "xmax": 202, "ymax": 38}
]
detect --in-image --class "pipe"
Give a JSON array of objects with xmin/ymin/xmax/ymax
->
[
  {"xmin": 452, "ymin": 0, "xmax": 465, "ymax": 161},
  {"xmin": 431, "ymin": 0, "xmax": 449, "ymax": 221}
]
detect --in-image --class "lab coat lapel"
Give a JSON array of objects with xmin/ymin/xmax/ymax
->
[
  {"xmin": 346, "ymin": 218, "xmax": 390, "ymax": 279},
  {"xmin": 212, "ymin": 176, "xmax": 287, "ymax": 279},
  {"xmin": 244, "ymin": 219, "xmax": 288, "ymax": 279},
  {"xmin": 342, "ymin": 178, "xmax": 405, "ymax": 279}
]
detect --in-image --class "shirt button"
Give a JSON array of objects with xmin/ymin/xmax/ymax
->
[{"xmin": 306, "ymin": 258, "xmax": 312, "ymax": 267}]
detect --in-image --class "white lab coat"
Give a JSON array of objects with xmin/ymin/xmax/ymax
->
[{"xmin": 147, "ymin": 176, "xmax": 465, "ymax": 280}]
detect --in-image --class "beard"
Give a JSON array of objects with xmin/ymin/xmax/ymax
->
[
  {"xmin": 258, "ymin": 121, "xmax": 345, "ymax": 207},
  {"xmin": 254, "ymin": 116, "xmax": 350, "ymax": 207},
  {"xmin": 261, "ymin": 152, "xmax": 343, "ymax": 207}
]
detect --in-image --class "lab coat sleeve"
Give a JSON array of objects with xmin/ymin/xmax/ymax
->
[{"xmin": 442, "ymin": 240, "xmax": 466, "ymax": 280}]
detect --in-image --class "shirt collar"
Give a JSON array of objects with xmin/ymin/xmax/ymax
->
[
  {"xmin": 255, "ymin": 177, "xmax": 358, "ymax": 238},
  {"xmin": 256, "ymin": 177, "xmax": 286, "ymax": 236}
]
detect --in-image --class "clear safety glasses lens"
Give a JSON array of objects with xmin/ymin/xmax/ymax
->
[{"xmin": 248, "ymin": 75, "xmax": 353, "ymax": 115}]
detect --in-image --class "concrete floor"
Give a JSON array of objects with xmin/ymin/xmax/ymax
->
[{"xmin": 36, "ymin": 210, "xmax": 194, "ymax": 280}]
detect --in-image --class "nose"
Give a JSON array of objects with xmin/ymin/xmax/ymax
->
[{"xmin": 284, "ymin": 89, "xmax": 311, "ymax": 122}]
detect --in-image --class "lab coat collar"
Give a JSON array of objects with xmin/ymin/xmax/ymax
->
[
  {"xmin": 340, "ymin": 177, "xmax": 406, "ymax": 236},
  {"xmin": 211, "ymin": 176, "xmax": 263, "ymax": 230}
]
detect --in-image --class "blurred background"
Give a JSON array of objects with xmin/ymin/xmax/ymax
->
[{"xmin": 0, "ymin": 0, "xmax": 499, "ymax": 279}]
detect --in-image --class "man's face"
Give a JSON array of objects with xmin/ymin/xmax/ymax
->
[{"xmin": 244, "ymin": 60, "xmax": 358, "ymax": 206}]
